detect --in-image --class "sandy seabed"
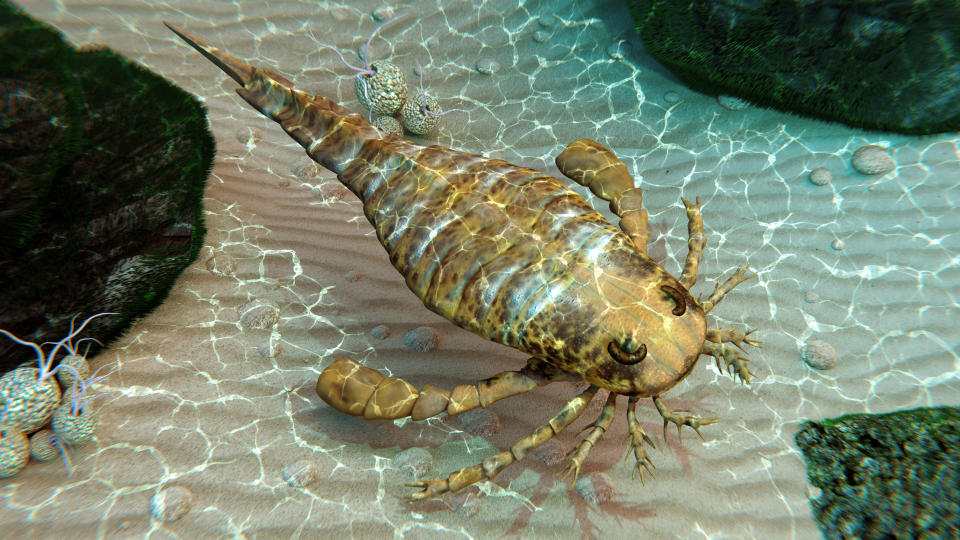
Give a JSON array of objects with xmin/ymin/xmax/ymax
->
[{"xmin": 5, "ymin": 0, "xmax": 959, "ymax": 538}]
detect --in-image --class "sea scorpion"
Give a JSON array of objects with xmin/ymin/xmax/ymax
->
[{"xmin": 166, "ymin": 23, "xmax": 761, "ymax": 501}]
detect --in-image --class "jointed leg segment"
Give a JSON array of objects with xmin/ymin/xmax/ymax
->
[
  {"xmin": 561, "ymin": 391, "xmax": 617, "ymax": 485},
  {"xmin": 679, "ymin": 197, "xmax": 705, "ymax": 289}
]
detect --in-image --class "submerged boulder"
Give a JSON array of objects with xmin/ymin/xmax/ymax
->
[
  {"xmin": 627, "ymin": 0, "xmax": 960, "ymax": 135},
  {"xmin": 0, "ymin": 1, "xmax": 215, "ymax": 374}
]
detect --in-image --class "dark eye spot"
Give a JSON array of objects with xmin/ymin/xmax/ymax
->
[
  {"xmin": 660, "ymin": 284, "xmax": 686, "ymax": 316},
  {"xmin": 608, "ymin": 339, "xmax": 647, "ymax": 365}
]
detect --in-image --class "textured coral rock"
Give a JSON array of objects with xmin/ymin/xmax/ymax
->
[
  {"xmin": 801, "ymin": 339, "xmax": 839, "ymax": 370},
  {"xmin": 627, "ymin": 0, "xmax": 960, "ymax": 134},
  {"xmin": 851, "ymin": 145, "xmax": 896, "ymax": 175}
]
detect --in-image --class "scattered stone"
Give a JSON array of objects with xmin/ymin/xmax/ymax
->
[
  {"xmin": 831, "ymin": 238, "xmax": 845, "ymax": 251},
  {"xmin": 852, "ymin": 145, "xmax": 895, "ymax": 175},
  {"xmin": 394, "ymin": 447, "xmax": 432, "ymax": 478},
  {"xmin": 311, "ymin": 182, "xmax": 350, "ymax": 203},
  {"xmin": 575, "ymin": 472, "xmax": 614, "ymax": 505},
  {"xmin": 663, "ymin": 91, "xmax": 681, "ymax": 104},
  {"xmin": 238, "ymin": 299, "xmax": 280, "ymax": 330},
  {"xmin": 149, "ymin": 485, "xmax": 193, "ymax": 522},
  {"xmin": 459, "ymin": 408, "xmax": 501, "ymax": 438},
  {"xmin": 537, "ymin": 15, "xmax": 556, "ymax": 28},
  {"xmin": 256, "ymin": 340, "xmax": 282, "ymax": 359},
  {"xmin": 330, "ymin": 7, "xmax": 351, "ymax": 22},
  {"xmin": 476, "ymin": 58, "xmax": 501, "ymax": 75},
  {"xmin": 343, "ymin": 270, "xmax": 361, "ymax": 282},
  {"xmin": 373, "ymin": 115, "xmax": 403, "ymax": 136},
  {"xmin": 804, "ymin": 291, "xmax": 820, "ymax": 303},
  {"xmin": 282, "ymin": 459, "xmax": 322, "ymax": 487},
  {"xmin": 29, "ymin": 429, "xmax": 60, "ymax": 462},
  {"xmin": 403, "ymin": 326, "xmax": 439, "ymax": 352},
  {"xmin": 204, "ymin": 251, "xmax": 237, "ymax": 277},
  {"xmin": 808, "ymin": 167, "xmax": 832, "ymax": 186},
  {"xmin": 532, "ymin": 30, "xmax": 551, "ymax": 43},
  {"xmin": 801, "ymin": 339, "xmax": 839, "ymax": 370},
  {"xmin": 0, "ymin": 426, "xmax": 29, "ymax": 478},
  {"xmin": 534, "ymin": 439, "xmax": 564, "ymax": 466},
  {"xmin": 290, "ymin": 161, "xmax": 319, "ymax": 180},
  {"xmin": 372, "ymin": 6, "xmax": 396, "ymax": 21},
  {"xmin": 606, "ymin": 40, "xmax": 632, "ymax": 60},
  {"xmin": 235, "ymin": 127, "xmax": 261, "ymax": 145},
  {"xmin": 718, "ymin": 95, "xmax": 749, "ymax": 110},
  {"xmin": 444, "ymin": 490, "xmax": 480, "ymax": 518},
  {"xmin": 369, "ymin": 325, "xmax": 390, "ymax": 340}
]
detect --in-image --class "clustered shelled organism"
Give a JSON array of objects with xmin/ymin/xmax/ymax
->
[
  {"xmin": 0, "ymin": 313, "xmax": 116, "ymax": 478},
  {"xmin": 308, "ymin": 14, "xmax": 470, "ymax": 136}
]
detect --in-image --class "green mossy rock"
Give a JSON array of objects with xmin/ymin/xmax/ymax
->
[
  {"xmin": 0, "ymin": 1, "xmax": 214, "ymax": 374},
  {"xmin": 627, "ymin": 0, "xmax": 960, "ymax": 135},
  {"xmin": 795, "ymin": 407, "xmax": 960, "ymax": 539}
]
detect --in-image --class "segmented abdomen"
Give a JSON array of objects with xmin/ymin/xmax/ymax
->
[{"xmin": 337, "ymin": 138, "xmax": 620, "ymax": 348}]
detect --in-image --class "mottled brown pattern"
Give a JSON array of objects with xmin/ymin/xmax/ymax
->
[{"xmin": 168, "ymin": 24, "xmax": 760, "ymax": 502}]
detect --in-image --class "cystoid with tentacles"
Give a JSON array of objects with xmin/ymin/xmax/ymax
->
[{"xmin": 166, "ymin": 23, "xmax": 761, "ymax": 502}]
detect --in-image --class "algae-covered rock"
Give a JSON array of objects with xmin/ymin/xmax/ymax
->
[
  {"xmin": 795, "ymin": 407, "xmax": 960, "ymax": 539},
  {"xmin": 627, "ymin": 0, "xmax": 960, "ymax": 135},
  {"xmin": 0, "ymin": 1, "xmax": 214, "ymax": 374}
]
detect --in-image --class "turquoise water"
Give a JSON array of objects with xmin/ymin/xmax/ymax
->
[{"xmin": 6, "ymin": 1, "xmax": 959, "ymax": 538}]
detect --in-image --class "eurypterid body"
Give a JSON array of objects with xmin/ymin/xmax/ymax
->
[{"xmin": 167, "ymin": 23, "xmax": 760, "ymax": 501}]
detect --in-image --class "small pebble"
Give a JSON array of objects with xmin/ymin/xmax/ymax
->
[
  {"xmin": 717, "ymin": 95, "xmax": 749, "ymax": 110},
  {"xmin": 330, "ymin": 7, "xmax": 351, "ymax": 22},
  {"xmin": 606, "ymin": 40, "xmax": 631, "ymax": 60},
  {"xmin": 537, "ymin": 15, "xmax": 556, "ymax": 28},
  {"xmin": 149, "ymin": 485, "xmax": 193, "ymax": 522},
  {"xmin": 575, "ymin": 472, "xmax": 614, "ymax": 505},
  {"xmin": 311, "ymin": 182, "xmax": 350, "ymax": 202},
  {"xmin": 444, "ymin": 490, "xmax": 480, "ymax": 518},
  {"xmin": 343, "ymin": 270, "xmax": 361, "ymax": 282},
  {"xmin": 205, "ymin": 251, "xmax": 237, "ymax": 277},
  {"xmin": 803, "ymin": 291, "xmax": 820, "ymax": 303},
  {"xmin": 238, "ymin": 299, "xmax": 280, "ymax": 330},
  {"xmin": 663, "ymin": 91, "xmax": 681, "ymax": 104},
  {"xmin": 394, "ymin": 447, "xmax": 432, "ymax": 478},
  {"xmin": 831, "ymin": 238, "xmax": 845, "ymax": 251},
  {"xmin": 476, "ymin": 58, "xmax": 500, "ymax": 75},
  {"xmin": 851, "ymin": 145, "xmax": 895, "ymax": 175},
  {"xmin": 234, "ymin": 127, "xmax": 262, "ymax": 145},
  {"xmin": 403, "ymin": 326, "xmax": 439, "ymax": 352},
  {"xmin": 372, "ymin": 6, "xmax": 396, "ymax": 21},
  {"xmin": 534, "ymin": 439, "xmax": 564, "ymax": 466},
  {"xmin": 282, "ymin": 459, "xmax": 322, "ymax": 487},
  {"xmin": 801, "ymin": 339, "xmax": 839, "ymax": 370},
  {"xmin": 459, "ymin": 408, "xmax": 501, "ymax": 438},
  {"xmin": 369, "ymin": 325, "xmax": 390, "ymax": 340},
  {"xmin": 808, "ymin": 167, "xmax": 832, "ymax": 186},
  {"xmin": 290, "ymin": 161, "xmax": 319, "ymax": 179},
  {"xmin": 256, "ymin": 340, "xmax": 282, "ymax": 359},
  {"xmin": 532, "ymin": 30, "xmax": 551, "ymax": 43}
]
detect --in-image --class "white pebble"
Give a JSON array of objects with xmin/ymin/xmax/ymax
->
[
  {"xmin": 369, "ymin": 325, "xmax": 390, "ymax": 340},
  {"xmin": 394, "ymin": 447, "xmax": 432, "ymax": 478},
  {"xmin": 476, "ymin": 58, "xmax": 500, "ymax": 75},
  {"xmin": 663, "ymin": 91, "xmax": 681, "ymax": 104},
  {"xmin": 803, "ymin": 291, "xmax": 820, "ymax": 303},
  {"xmin": 575, "ymin": 472, "xmax": 614, "ymax": 505},
  {"xmin": 717, "ymin": 95, "xmax": 749, "ymax": 110},
  {"xmin": 343, "ymin": 270, "xmax": 361, "ymax": 282},
  {"xmin": 537, "ymin": 15, "xmax": 556, "ymax": 28},
  {"xmin": 290, "ymin": 161, "xmax": 319, "ymax": 179},
  {"xmin": 372, "ymin": 6, "xmax": 396, "ymax": 21},
  {"xmin": 282, "ymin": 459, "xmax": 321, "ymax": 487},
  {"xmin": 149, "ymin": 485, "xmax": 193, "ymax": 522},
  {"xmin": 851, "ymin": 145, "xmax": 895, "ymax": 175},
  {"xmin": 808, "ymin": 167, "xmax": 832, "ymax": 186},
  {"xmin": 831, "ymin": 238, "xmax": 845, "ymax": 251},
  {"xmin": 238, "ymin": 299, "xmax": 280, "ymax": 330},
  {"xmin": 801, "ymin": 339, "xmax": 838, "ymax": 370},
  {"xmin": 532, "ymin": 30, "xmax": 551, "ymax": 43}
]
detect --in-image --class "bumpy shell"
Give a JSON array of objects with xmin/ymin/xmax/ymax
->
[
  {"xmin": 373, "ymin": 115, "xmax": 403, "ymax": 136},
  {"xmin": 0, "ymin": 366, "xmax": 61, "ymax": 433},
  {"xmin": 354, "ymin": 60, "xmax": 407, "ymax": 116},
  {"xmin": 0, "ymin": 425, "xmax": 29, "ymax": 478},
  {"xmin": 56, "ymin": 354, "xmax": 91, "ymax": 391},
  {"xmin": 51, "ymin": 403, "xmax": 98, "ymax": 445},
  {"xmin": 29, "ymin": 428, "xmax": 59, "ymax": 462},
  {"xmin": 400, "ymin": 93, "xmax": 442, "ymax": 135}
]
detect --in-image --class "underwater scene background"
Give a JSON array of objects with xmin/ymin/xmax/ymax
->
[{"xmin": 4, "ymin": 0, "xmax": 959, "ymax": 538}]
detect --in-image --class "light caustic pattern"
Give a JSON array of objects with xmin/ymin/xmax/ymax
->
[{"xmin": 6, "ymin": 0, "xmax": 959, "ymax": 538}]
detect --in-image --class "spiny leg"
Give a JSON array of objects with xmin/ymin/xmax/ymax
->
[
  {"xmin": 624, "ymin": 396, "xmax": 656, "ymax": 485},
  {"xmin": 316, "ymin": 356, "xmax": 567, "ymax": 421},
  {"xmin": 701, "ymin": 265, "xmax": 757, "ymax": 314},
  {"xmin": 652, "ymin": 395, "xmax": 718, "ymax": 443},
  {"xmin": 702, "ymin": 341, "xmax": 756, "ymax": 384},
  {"xmin": 679, "ymin": 196, "xmax": 705, "ymax": 289},
  {"xmin": 407, "ymin": 386, "xmax": 600, "ymax": 501},
  {"xmin": 561, "ymin": 391, "xmax": 617, "ymax": 486}
]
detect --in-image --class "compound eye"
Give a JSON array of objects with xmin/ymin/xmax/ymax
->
[
  {"xmin": 660, "ymin": 285, "xmax": 686, "ymax": 316},
  {"xmin": 608, "ymin": 338, "xmax": 647, "ymax": 365}
]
